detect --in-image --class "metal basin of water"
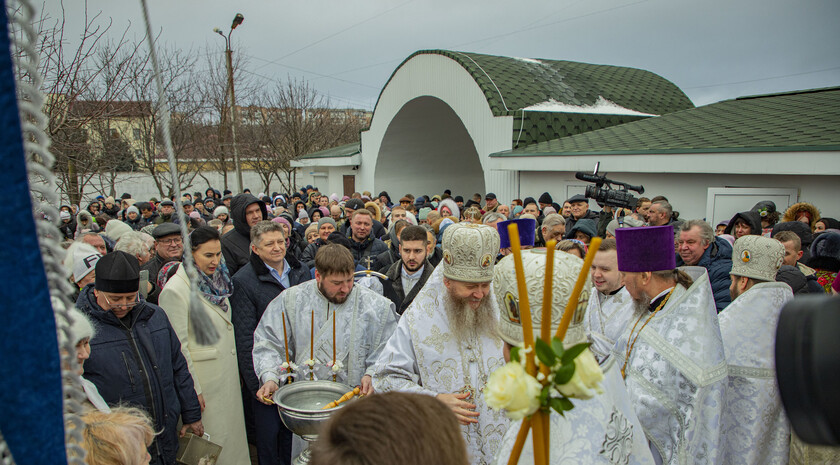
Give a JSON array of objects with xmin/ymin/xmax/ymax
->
[{"xmin": 273, "ymin": 380, "xmax": 354, "ymax": 440}]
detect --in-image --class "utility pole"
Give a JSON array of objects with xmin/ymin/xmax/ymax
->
[{"xmin": 215, "ymin": 13, "xmax": 245, "ymax": 194}]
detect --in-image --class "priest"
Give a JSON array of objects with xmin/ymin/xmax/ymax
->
[
  {"xmin": 613, "ymin": 225, "xmax": 727, "ymax": 465},
  {"xmin": 719, "ymin": 235, "xmax": 792, "ymax": 464},
  {"xmin": 253, "ymin": 243, "xmax": 396, "ymax": 401},
  {"xmin": 373, "ymin": 223, "xmax": 509, "ymax": 465},
  {"xmin": 584, "ymin": 238, "xmax": 636, "ymax": 361},
  {"xmin": 490, "ymin": 233, "xmax": 655, "ymax": 464}
]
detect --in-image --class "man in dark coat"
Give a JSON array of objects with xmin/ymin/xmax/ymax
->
[
  {"xmin": 346, "ymin": 209, "xmax": 388, "ymax": 267},
  {"xmin": 563, "ymin": 194, "xmax": 600, "ymax": 239},
  {"xmin": 77, "ymin": 252, "xmax": 202, "ymax": 465},
  {"xmin": 676, "ymin": 220, "xmax": 733, "ymax": 312},
  {"xmin": 230, "ymin": 221, "xmax": 311, "ymax": 465},
  {"xmin": 221, "ymin": 193, "xmax": 267, "ymax": 275},
  {"xmin": 382, "ymin": 226, "xmax": 435, "ymax": 315},
  {"xmin": 140, "ymin": 223, "xmax": 183, "ymax": 305}
]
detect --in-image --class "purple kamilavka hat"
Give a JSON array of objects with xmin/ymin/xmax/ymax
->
[
  {"xmin": 498, "ymin": 218, "xmax": 537, "ymax": 249},
  {"xmin": 615, "ymin": 225, "xmax": 676, "ymax": 272}
]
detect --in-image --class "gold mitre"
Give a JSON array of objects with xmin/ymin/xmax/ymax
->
[{"xmin": 493, "ymin": 248, "xmax": 591, "ymax": 347}]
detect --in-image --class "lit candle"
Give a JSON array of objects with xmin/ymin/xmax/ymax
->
[
  {"xmin": 282, "ymin": 313, "xmax": 290, "ymax": 368},
  {"xmin": 555, "ymin": 237, "xmax": 602, "ymax": 341}
]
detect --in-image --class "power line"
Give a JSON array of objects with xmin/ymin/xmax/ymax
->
[
  {"xmin": 238, "ymin": 67, "xmax": 374, "ymax": 109},
  {"xmin": 451, "ymin": 0, "xmax": 651, "ymax": 49},
  {"xmin": 245, "ymin": 54, "xmax": 381, "ymax": 90},
  {"xmin": 684, "ymin": 65, "xmax": 840, "ymax": 90},
  {"xmin": 253, "ymin": 0, "xmax": 413, "ymax": 72}
]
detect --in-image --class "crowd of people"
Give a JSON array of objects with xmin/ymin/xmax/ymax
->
[{"xmin": 57, "ymin": 184, "xmax": 839, "ymax": 465}]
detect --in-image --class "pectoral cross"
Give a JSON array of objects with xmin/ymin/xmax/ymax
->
[{"xmin": 364, "ymin": 256, "xmax": 373, "ymax": 271}]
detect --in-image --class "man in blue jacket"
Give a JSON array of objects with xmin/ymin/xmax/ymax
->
[
  {"xmin": 230, "ymin": 221, "xmax": 312, "ymax": 465},
  {"xmin": 676, "ymin": 220, "xmax": 734, "ymax": 312},
  {"xmin": 77, "ymin": 251, "xmax": 203, "ymax": 465}
]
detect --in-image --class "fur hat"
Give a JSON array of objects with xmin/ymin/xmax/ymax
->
[
  {"xmin": 104, "ymin": 220, "xmax": 132, "ymax": 242},
  {"xmin": 364, "ymin": 201, "xmax": 381, "ymax": 222},
  {"xmin": 782, "ymin": 202, "xmax": 821, "ymax": 231},
  {"xmin": 731, "ymin": 235, "xmax": 784, "ymax": 282},
  {"xmin": 66, "ymin": 306, "xmax": 95, "ymax": 344},
  {"xmin": 494, "ymin": 248, "xmax": 591, "ymax": 346},
  {"xmin": 441, "ymin": 223, "xmax": 499, "ymax": 283},
  {"xmin": 437, "ymin": 198, "xmax": 460, "ymax": 220},
  {"xmin": 808, "ymin": 230, "xmax": 840, "ymax": 273},
  {"xmin": 213, "ymin": 206, "xmax": 229, "ymax": 218}
]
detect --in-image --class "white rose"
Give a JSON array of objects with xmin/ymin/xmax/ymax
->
[
  {"xmin": 484, "ymin": 361, "xmax": 542, "ymax": 420},
  {"xmin": 557, "ymin": 348, "xmax": 605, "ymax": 399}
]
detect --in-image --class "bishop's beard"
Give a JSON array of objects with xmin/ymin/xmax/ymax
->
[
  {"xmin": 444, "ymin": 290, "xmax": 497, "ymax": 344},
  {"xmin": 631, "ymin": 291, "xmax": 652, "ymax": 319}
]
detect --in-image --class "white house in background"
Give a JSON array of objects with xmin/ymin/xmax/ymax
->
[{"xmin": 301, "ymin": 49, "xmax": 840, "ymax": 220}]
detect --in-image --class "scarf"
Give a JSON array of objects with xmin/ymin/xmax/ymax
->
[{"xmin": 196, "ymin": 262, "xmax": 234, "ymax": 312}]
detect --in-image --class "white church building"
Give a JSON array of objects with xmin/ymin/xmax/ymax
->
[{"xmin": 294, "ymin": 50, "xmax": 840, "ymax": 222}]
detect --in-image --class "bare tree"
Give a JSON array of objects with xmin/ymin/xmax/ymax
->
[
  {"xmin": 245, "ymin": 79, "xmax": 365, "ymax": 194},
  {"xmin": 10, "ymin": 0, "xmax": 142, "ymax": 206}
]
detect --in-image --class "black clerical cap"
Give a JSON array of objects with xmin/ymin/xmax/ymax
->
[{"xmin": 95, "ymin": 251, "xmax": 140, "ymax": 293}]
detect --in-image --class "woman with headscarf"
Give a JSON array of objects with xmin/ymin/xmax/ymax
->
[{"xmin": 158, "ymin": 226, "xmax": 250, "ymax": 464}]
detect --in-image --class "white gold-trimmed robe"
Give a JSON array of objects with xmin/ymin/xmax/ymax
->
[
  {"xmin": 585, "ymin": 286, "xmax": 636, "ymax": 362},
  {"xmin": 373, "ymin": 266, "xmax": 510, "ymax": 465},
  {"xmin": 613, "ymin": 267, "xmax": 727, "ymax": 465},
  {"xmin": 719, "ymin": 281, "xmax": 793, "ymax": 465},
  {"xmin": 253, "ymin": 280, "xmax": 396, "ymax": 387}
]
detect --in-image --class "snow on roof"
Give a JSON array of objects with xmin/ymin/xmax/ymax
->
[
  {"xmin": 513, "ymin": 57, "xmax": 543, "ymax": 65},
  {"xmin": 522, "ymin": 96, "xmax": 659, "ymax": 116}
]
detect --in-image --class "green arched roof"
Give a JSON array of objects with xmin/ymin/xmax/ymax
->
[{"xmin": 378, "ymin": 50, "xmax": 694, "ymax": 117}]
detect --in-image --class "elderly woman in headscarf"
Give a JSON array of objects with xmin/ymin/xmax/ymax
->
[{"xmin": 158, "ymin": 226, "xmax": 250, "ymax": 464}]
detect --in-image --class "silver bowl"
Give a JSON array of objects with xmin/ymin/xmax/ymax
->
[{"xmin": 274, "ymin": 380, "xmax": 355, "ymax": 464}]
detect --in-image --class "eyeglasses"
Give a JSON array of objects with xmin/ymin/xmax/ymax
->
[
  {"xmin": 158, "ymin": 237, "xmax": 183, "ymax": 245},
  {"xmin": 103, "ymin": 293, "xmax": 140, "ymax": 309}
]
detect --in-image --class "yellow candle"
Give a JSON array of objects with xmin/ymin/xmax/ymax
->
[
  {"xmin": 507, "ymin": 223, "xmax": 536, "ymax": 375},
  {"xmin": 540, "ymin": 240, "xmax": 556, "ymax": 348},
  {"xmin": 554, "ymin": 237, "xmax": 602, "ymax": 341},
  {"xmin": 506, "ymin": 418, "xmax": 532, "ymax": 465}
]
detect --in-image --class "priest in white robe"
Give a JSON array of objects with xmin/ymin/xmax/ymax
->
[
  {"xmin": 253, "ymin": 243, "xmax": 396, "ymax": 401},
  {"xmin": 490, "ymin": 228, "xmax": 655, "ymax": 465},
  {"xmin": 719, "ymin": 235, "xmax": 793, "ymax": 464},
  {"xmin": 612, "ymin": 225, "xmax": 727, "ymax": 465},
  {"xmin": 373, "ymin": 223, "xmax": 509, "ymax": 465},
  {"xmin": 584, "ymin": 238, "xmax": 637, "ymax": 362}
]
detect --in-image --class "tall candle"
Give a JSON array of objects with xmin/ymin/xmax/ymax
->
[
  {"xmin": 310, "ymin": 309, "xmax": 314, "ymax": 360},
  {"xmin": 507, "ymin": 223, "xmax": 536, "ymax": 375},
  {"xmin": 282, "ymin": 313, "xmax": 290, "ymax": 367},
  {"xmin": 555, "ymin": 237, "xmax": 601, "ymax": 341},
  {"xmin": 540, "ymin": 241, "xmax": 556, "ymax": 348},
  {"xmin": 332, "ymin": 305, "xmax": 337, "ymax": 381}
]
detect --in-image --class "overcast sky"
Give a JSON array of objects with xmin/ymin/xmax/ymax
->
[{"xmin": 45, "ymin": 0, "xmax": 840, "ymax": 111}]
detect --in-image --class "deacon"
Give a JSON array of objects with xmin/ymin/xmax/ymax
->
[
  {"xmin": 583, "ymin": 238, "xmax": 636, "ymax": 361},
  {"xmin": 719, "ymin": 235, "xmax": 792, "ymax": 464},
  {"xmin": 253, "ymin": 243, "xmax": 396, "ymax": 401},
  {"xmin": 613, "ymin": 225, "xmax": 727, "ymax": 465},
  {"xmin": 373, "ymin": 223, "xmax": 509, "ymax": 465},
  {"xmin": 491, "ymin": 229, "xmax": 654, "ymax": 464}
]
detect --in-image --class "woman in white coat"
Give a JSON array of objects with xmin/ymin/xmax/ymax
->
[{"xmin": 159, "ymin": 226, "xmax": 249, "ymax": 464}]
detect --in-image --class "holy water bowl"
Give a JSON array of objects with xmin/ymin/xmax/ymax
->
[{"xmin": 274, "ymin": 380, "xmax": 354, "ymax": 441}]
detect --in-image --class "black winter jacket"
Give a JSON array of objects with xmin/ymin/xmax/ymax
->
[
  {"xmin": 76, "ymin": 285, "xmax": 201, "ymax": 465},
  {"xmin": 221, "ymin": 194, "xmax": 267, "ymax": 275},
  {"xmin": 382, "ymin": 259, "xmax": 434, "ymax": 315},
  {"xmin": 348, "ymin": 234, "xmax": 389, "ymax": 268},
  {"xmin": 229, "ymin": 252, "xmax": 312, "ymax": 395},
  {"xmin": 676, "ymin": 237, "xmax": 733, "ymax": 312}
]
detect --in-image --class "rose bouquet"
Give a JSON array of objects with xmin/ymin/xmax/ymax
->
[{"xmin": 485, "ymin": 338, "xmax": 603, "ymax": 420}]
